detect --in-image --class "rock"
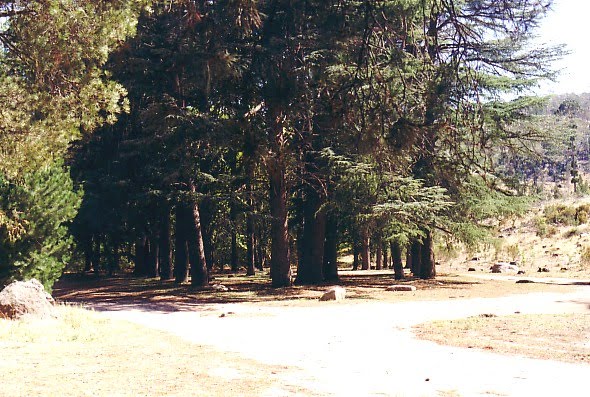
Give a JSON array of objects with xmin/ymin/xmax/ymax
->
[
  {"xmin": 386, "ymin": 285, "xmax": 417, "ymax": 292},
  {"xmin": 516, "ymin": 279, "xmax": 534, "ymax": 284},
  {"xmin": 0, "ymin": 279, "xmax": 56, "ymax": 320},
  {"xmin": 537, "ymin": 267, "xmax": 550, "ymax": 273},
  {"xmin": 491, "ymin": 262, "xmax": 519, "ymax": 273},
  {"xmin": 468, "ymin": 267, "xmax": 476, "ymax": 272},
  {"xmin": 319, "ymin": 287, "xmax": 346, "ymax": 301},
  {"xmin": 517, "ymin": 270, "xmax": 526, "ymax": 275},
  {"xmin": 560, "ymin": 267, "xmax": 569, "ymax": 271},
  {"xmin": 471, "ymin": 257, "xmax": 480, "ymax": 261},
  {"xmin": 212, "ymin": 284, "xmax": 229, "ymax": 292}
]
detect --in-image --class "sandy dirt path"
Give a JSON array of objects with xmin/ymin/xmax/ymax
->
[{"xmin": 99, "ymin": 287, "xmax": 590, "ymax": 397}]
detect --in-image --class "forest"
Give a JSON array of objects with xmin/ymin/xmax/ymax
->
[{"xmin": 0, "ymin": 0, "xmax": 584, "ymax": 292}]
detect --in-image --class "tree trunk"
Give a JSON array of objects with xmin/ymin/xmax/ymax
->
[
  {"xmin": 189, "ymin": 183, "xmax": 209, "ymax": 287},
  {"xmin": 352, "ymin": 243, "xmax": 360, "ymax": 270},
  {"xmin": 245, "ymin": 211, "xmax": 256, "ymax": 276},
  {"xmin": 361, "ymin": 230, "xmax": 370, "ymax": 270},
  {"xmin": 295, "ymin": 192, "xmax": 326, "ymax": 285},
  {"xmin": 419, "ymin": 231, "xmax": 436, "ymax": 279},
  {"xmin": 391, "ymin": 240, "xmax": 404, "ymax": 280},
  {"xmin": 200, "ymin": 197, "xmax": 215, "ymax": 271},
  {"xmin": 230, "ymin": 204, "xmax": 239, "ymax": 272},
  {"xmin": 93, "ymin": 235, "xmax": 102, "ymax": 276},
  {"xmin": 376, "ymin": 242, "xmax": 383, "ymax": 270},
  {"xmin": 323, "ymin": 213, "xmax": 339, "ymax": 282},
  {"xmin": 84, "ymin": 235, "xmax": 93, "ymax": 272},
  {"xmin": 382, "ymin": 242, "xmax": 389, "ymax": 270},
  {"xmin": 146, "ymin": 236, "xmax": 159, "ymax": 278},
  {"xmin": 159, "ymin": 208, "xmax": 173, "ymax": 280},
  {"xmin": 268, "ymin": 157, "xmax": 292, "ymax": 287},
  {"xmin": 174, "ymin": 205, "xmax": 190, "ymax": 284}
]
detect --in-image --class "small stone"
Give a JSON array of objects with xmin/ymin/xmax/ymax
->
[
  {"xmin": 386, "ymin": 285, "xmax": 417, "ymax": 292},
  {"xmin": 468, "ymin": 267, "xmax": 476, "ymax": 272},
  {"xmin": 517, "ymin": 270, "xmax": 526, "ymax": 275},
  {"xmin": 516, "ymin": 279, "xmax": 534, "ymax": 284},
  {"xmin": 320, "ymin": 287, "xmax": 346, "ymax": 301},
  {"xmin": 212, "ymin": 284, "xmax": 229, "ymax": 292},
  {"xmin": 537, "ymin": 267, "xmax": 550, "ymax": 273}
]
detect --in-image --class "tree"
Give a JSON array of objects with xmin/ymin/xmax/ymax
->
[{"xmin": 0, "ymin": 0, "xmax": 144, "ymax": 289}]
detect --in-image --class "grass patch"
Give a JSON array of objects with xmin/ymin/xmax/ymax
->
[
  {"xmin": 414, "ymin": 313, "xmax": 590, "ymax": 364},
  {"xmin": 0, "ymin": 305, "xmax": 284, "ymax": 397}
]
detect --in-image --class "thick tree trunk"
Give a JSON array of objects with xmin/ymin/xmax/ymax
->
[
  {"xmin": 419, "ymin": 231, "xmax": 436, "ymax": 279},
  {"xmin": 391, "ymin": 240, "xmax": 404, "ymax": 280},
  {"xmin": 268, "ymin": 158, "xmax": 292, "ymax": 287},
  {"xmin": 189, "ymin": 183, "xmax": 209, "ymax": 287},
  {"xmin": 174, "ymin": 205, "xmax": 190, "ymax": 284},
  {"xmin": 159, "ymin": 208, "xmax": 173, "ymax": 280},
  {"xmin": 360, "ymin": 230, "xmax": 370, "ymax": 270},
  {"xmin": 323, "ymin": 213, "xmax": 339, "ymax": 282},
  {"xmin": 295, "ymin": 192, "xmax": 326, "ymax": 285}
]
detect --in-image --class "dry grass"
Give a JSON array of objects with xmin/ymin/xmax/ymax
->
[
  {"xmin": 0, "ymin": 305, "xmax": 291, "ymax": 397},
  {"xmin": 414, "ymin": 313, "xmax": 590, "ymax": 364}
]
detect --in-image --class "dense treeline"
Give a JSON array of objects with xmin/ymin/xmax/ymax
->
[{"xmin": 1, "ymin": 0, "xmax": 563, "ymax": 290}]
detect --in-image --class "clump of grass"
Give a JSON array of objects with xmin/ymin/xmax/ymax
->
[{"xmin": 580, "ymin": 245, "xmax": 590, "ymax": 267}]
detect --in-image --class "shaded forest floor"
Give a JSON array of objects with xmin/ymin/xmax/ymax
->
[{"xmin": 53, "ymin": 268, "xmax": 580, "ymax": 312}]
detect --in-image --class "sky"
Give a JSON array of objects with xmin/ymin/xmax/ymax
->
[{"xmin": 535, "ymin": 0, "xmax": 590, "ymax": 95}]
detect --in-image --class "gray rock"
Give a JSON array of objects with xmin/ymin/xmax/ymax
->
[
  {"xmin": 212, "ymin": 284, "xmax": 229, "ymax": 292},
  {"xmin": 0, "ymin": 279, "xmax": 56, "ymax": 320},
  {"xmin": 386, "ymin": 285, "xmax": 417, "ymax": 292},
  {"xmin": 320, "ymin": 287, "xmax": 346, "ymax": 301}
]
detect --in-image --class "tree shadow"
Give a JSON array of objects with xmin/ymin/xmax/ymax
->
[{"xmin": 53, "ymin": 270, "xmax": 482, "ymax": 313}]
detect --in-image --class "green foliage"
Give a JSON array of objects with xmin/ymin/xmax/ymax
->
[
  {"xmin": 543, "ymin": 204, "xmax": 590, "ymax": 226},
  {"xmin": 534, "ymin": 216, "xmax": 557, "ymax": 238},
  {"xmin": 0, "ymin": 162, "xmax": 82, "ymax": 291},
  {"xmin": 0, "ymin": 0, "xmax": 144, "ymax": 179}
]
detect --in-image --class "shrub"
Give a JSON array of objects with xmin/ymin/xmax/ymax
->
[{"xmin": 0, "ymin": 161, "xmax": 81, "ymax": 292}]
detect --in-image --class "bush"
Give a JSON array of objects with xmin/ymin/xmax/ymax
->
[
  {"xmin": 543, "ymin": 204, "xmax": 590, "ymax": 227},
  {"xmin": 0, "ymin": 162, "xmax": 81, "ymax": 292}
]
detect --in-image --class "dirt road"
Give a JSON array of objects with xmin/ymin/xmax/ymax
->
[{"xmin": 93, "ymin": 285, "xmax": 590, "ymax": 397}]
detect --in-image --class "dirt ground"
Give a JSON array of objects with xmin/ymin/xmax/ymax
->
[{"xmin": 52, "ymin": 270, "xmax": 590, "ymax": 397}]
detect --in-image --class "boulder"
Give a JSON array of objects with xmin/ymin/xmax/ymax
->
[
  {"xmin": 0, "ymin": 279, "xmax": 56, "ymax": 320},
  {"xmin": 319, "ymin": 287, "xmax": 346, "ymax": 301},
  {"xmin": 386, "ymin": 285, "xmax": 417, "ymax": 292},
  {"xmin": 491, "ymin": 262, "xmax": 519, "ymax": 273}
]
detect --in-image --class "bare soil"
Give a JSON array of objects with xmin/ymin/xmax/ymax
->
[{"xmin": 48, "ymin": 269, "xmax": 590, "ymax": 397}]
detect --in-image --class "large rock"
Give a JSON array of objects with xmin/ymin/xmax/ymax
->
[
  {"xmin": 0, "ymin": 279, "xmax": 56, "ymax": 320},
  {"xmin": 491, "ymin": 262, "xmax": 519, "ymax": 273},
  {"xmin": 319, "ymin": 287, "xmax": 346, "ymax": 301}
]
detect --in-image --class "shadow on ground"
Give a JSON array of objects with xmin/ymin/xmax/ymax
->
[{"xmin": 52, "ymin": 270, "xmax": 480, "ymax": 313}]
